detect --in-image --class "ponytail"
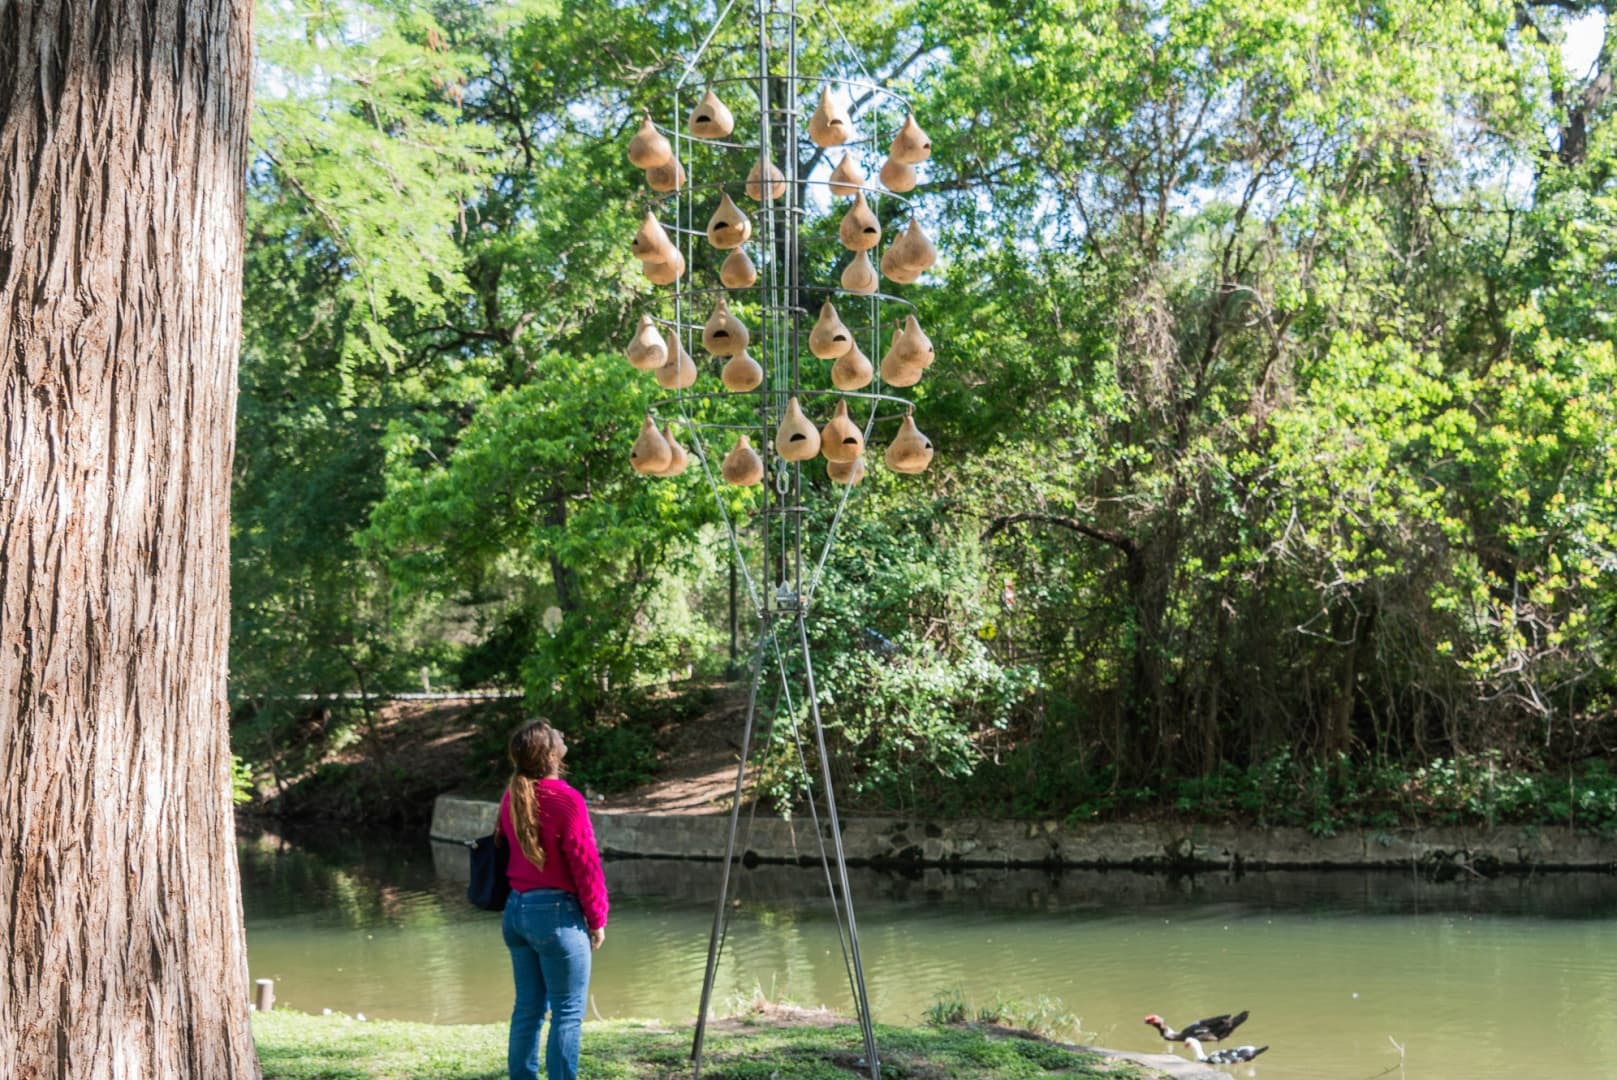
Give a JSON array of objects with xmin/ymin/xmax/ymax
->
[
  {"xmin": 507, "ymin": 770, "xmax": 546, "ymax": 869},
  {"xmin": 505, "ymin": 720, "xmax": 566, "ymax": 870}
]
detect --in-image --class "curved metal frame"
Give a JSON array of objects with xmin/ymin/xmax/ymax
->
[{"xmin": 650, "ymin": 5, "xmax": 939, "ymax": 1078}]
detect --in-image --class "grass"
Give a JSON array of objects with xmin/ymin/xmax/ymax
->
[{"xmin": 252, "ymin": 1008, "xmax": 1149, "ymax": 1079}]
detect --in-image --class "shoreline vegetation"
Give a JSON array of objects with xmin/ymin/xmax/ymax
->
[
  {"xmin": 234, "ymin": 695, "xmax": 1617, "ymax": 843},
  {"xmin": 251, "ymin": 1005, "xmax": 1182, "ymax": 1080}
]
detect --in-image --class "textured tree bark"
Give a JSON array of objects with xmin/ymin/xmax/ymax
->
[{"xmin": 0, "ymin": 1, "xmax": 258, "ymax": 1076}]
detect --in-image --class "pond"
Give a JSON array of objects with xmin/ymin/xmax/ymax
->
[{"xmin": 240, "ymin": 824, "xmax": 1617, "ymax": 1079}]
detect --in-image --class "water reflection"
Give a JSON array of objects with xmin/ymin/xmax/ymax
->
[{"xmin": 241, "ymin": 824, "xmax": 1617, "ymax": 1080}]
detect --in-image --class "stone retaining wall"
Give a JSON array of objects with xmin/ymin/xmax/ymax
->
[{"xmin": 430, "ymin": 795, "xmax": 1617, "ymax": 871}]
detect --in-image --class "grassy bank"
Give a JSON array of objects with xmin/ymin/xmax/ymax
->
[{"xmin": 252, "ymin": 1008, "xmax": 1151, "ymax": 1079}]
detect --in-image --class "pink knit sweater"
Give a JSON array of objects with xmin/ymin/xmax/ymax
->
[{"xmin": 498, "ymin": 779, "xmax": 609, "ymax": 930}]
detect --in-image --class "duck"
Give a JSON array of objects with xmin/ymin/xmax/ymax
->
[
  {"xmin": 1184, "ymin": 1036, "xmax": 1268, "ymax": 1065},
  {"xmin": 1143, "ymin": 1010, "xmax": 1249, "ymax": 1043}
]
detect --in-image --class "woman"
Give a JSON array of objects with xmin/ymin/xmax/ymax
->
[{"xmin": 499, "ymin": 720, "xmax": 609, "ymax": 1080}]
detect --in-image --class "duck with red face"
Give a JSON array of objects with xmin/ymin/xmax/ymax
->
[{"xmin": 1143, "ymin": 1010, "xmax": 1250, "ymax": 1043}]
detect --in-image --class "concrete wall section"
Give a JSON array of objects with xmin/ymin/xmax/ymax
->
[{"xmin": 429, "ymin": 796, "xmax": 1617, "ymax": 871}]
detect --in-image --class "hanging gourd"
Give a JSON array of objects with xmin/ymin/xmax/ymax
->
[
  {"xmin": 826, "ymin": 455, "xmax": 865, "ymax": 485},
  {"xmin": 895, "ymin": 313, "xmax": 935, "ymax": 366},
  {"xmin": 889, "ymin": 113, "xmax": 931, "ymax": 164},
  {"xmin": 656, "ymin": 425, "xmax": 690, "ymax": 477},
  {"xmin": 885, "ymin": 412, "xmax": 934, "ymax": 474},
  {"xmin": 882, "ymin": 257, "xmax": 920, "ymax": 285},
  {"xmin": 702, "ymin": 296, "xmax": 749, "ymax": 356},
  {"xmin": 808, "ymin": 300, "xmax": 854, "ymax": 359},
  {"xmin": 838, "ymin": 190, "xmax": 881, "ymax": 251},
  {"xmin": 630, "ymin": 413, "xmax": 673, "ymax": 474},
  {"xmin": 631, "ymin": 212, "xmax": 677, "ymax": 263},
  {"xmin": 707, "ymin": 191, "xmax": 753, "ymax": 249},
  {"xmin": 819, "ymin": 400, "xmax": 864, "ymax": 463},
  {"xmin": 646, "ymin": 155, "xmax": 686, "ymax": 193},
  {"xmin": 642, "ymin": 246, "xmax": 686, "ymax": 285},
  {"xmin": 688, "ymin": 88, "xmax": 734, "ymax": 138},
  {"xmin": 746, "ymin": 157, "xmax": 787, "ymax": 201},
  {"xmin": 625, "ymin": 314, "xmax": 667, "ymax": 371},
  {"xmin": 883, "ymin": 220, "xmax": 937, "ymax": 277},
  {"xmin": 655, "ymin": 330, "xmax": 697, "ymax": 389},
  {"xmin": 808, "ymin": 85, "xmax": 854, "ymax": 147},
  {"xmin": 721, "ymin": 350, "xmax": 764, "ymax": 391},
  {"xmin": 879, "ymin": 322, "xmax": 924, "ymax": 387},
  {"xmin": 627, "ymin": 114, "xmax": 673, "ymax": 169},
  {"xmin": 774, "ymin": 396, "xmax": 822, "ymax": 461},
  {"xmin": 840, "ymin": 249, "xmax": 879, "ymax": 294},
  {"xmin": 722, "ymin": 434, "xmax": 765, "ymax": 486},
  {"xmin": 828, "ymin": 153, "xmax": 865, "ymax": 197},
  {"xmin": 720, "ymin": 248, "xmax": 757, "ymax": 289},
  {"xmin": 830, "ymin": 342, "xmax": 873, "ymax": 390},
  {"xmin": 879, "ymin": 156, "xmax": 917, "ymax": 193},
  {"xmin": 880, "ymin": 348, "xmax": 923, "ymax": 388}
]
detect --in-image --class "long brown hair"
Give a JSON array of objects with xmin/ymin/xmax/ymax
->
[{"xmin": 506, "ymin": 720, "xmax": 566, "ymax": 869}]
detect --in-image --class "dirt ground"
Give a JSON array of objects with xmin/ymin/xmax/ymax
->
[{"xmin": 597, "ymin": 685, "xmax": 752, "ymax": 815}]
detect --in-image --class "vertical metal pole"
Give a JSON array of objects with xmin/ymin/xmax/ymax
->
[
  {"xmin": 692, "ymin": 627, "xmax": 770, "ymax": 1077},
  {"xmin": 798, "ymin": 614, "xmax": 881, "ymax": 1078}
]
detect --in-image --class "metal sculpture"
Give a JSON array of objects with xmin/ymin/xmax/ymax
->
[{"xmin": 621, "ymin": 4, "xmax": 939, "ymax": 1076}]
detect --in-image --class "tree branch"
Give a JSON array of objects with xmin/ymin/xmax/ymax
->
[{"xmin": 980, "ymin": 512, "xmax": 1138, "ymax": 554}]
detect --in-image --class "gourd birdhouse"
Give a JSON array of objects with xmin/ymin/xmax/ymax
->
[
  {"xmin": 707, "ymin": 192, "xmax": 753, "ymax": 249},
  {"xmin": 702, "ymin": 296, "xmax": 749, "ymax": 356},
  {"xmin": 883, "ymin": 220, "xmax": 937, "ymax": 276},
  {"xmin": 775, "ymin": 396, "xmax": 822, "ymax": 461},
  {"xmin": 879, "ymin": 156, "xmax": 917, "ymax": 193},
  {"xmin": 630, "ymin": 413, "xmax": 672, "ymax": 474},
  {"xmin": 896, "ymin": 314, "xmax": 934, "ymax": 366},
  {"xmin": 808, "ymin": 85, "xmax": 854, "ymax": 147},
  {"xmin": 889, "ymin": 113, "xmax": 931, "ymax": 164},
  {"xmin": 720, "ymin": 248, "xmax": 757, "ymax": 289},
  {"xmin": 722, "ymin": 434, "xmax": 764, "ymax": 486},
  {"xmin": 808, "ymin": 301, "xmax": 854, "ymax": 359},
  {"xmin": 632, "ymin": 212, "xmax": 677, "ymax": 262},
  {"xmin": 642, "ymin": 246, "xmax": 685, "ymax": 285},
  {"xmin": 688, "ymin": 88, "xmax": 734, "ymax": 138},
  {"xmin": 655, "ymin": 330, "xmax": 697, "ymax": 389},
  {"xmin": 819, "ymin": 399, "xmax": 864, "ymax": 463},
  {"xmin": 646, "ymin": 156, "xmax": 686, "ymax": 192},
  {"xmin": 838, "ymin": 191, "xmax": 881, "ymax": 251},
  {"xmin": 882, "ymin": 257, "xmax": 920, "ymax": 285},
  {"xmin": 625, "ymin": 314, "xmax": 667, "ymax": 370},
  {"xmin": 828, "ymin": 153, "xmax": 865, "ymax": 196},
  {"xmin": 884, "ymin": 412, "xmax": 934, "ymax": 474},
  {"xmin": 880, "ymin": 347, "xmax": 923, "ymax": 387},
  {"xmin": 628, "ymin": 114, "xmax": 672, "ymax": 169},
  {"xmin": 840, "ymin": 249, "xmax": 879, "ymax": 294},
  {"xmin": 746, "ymin": 157, "xmax": 787, "ymax": 201},
  {"xmin": 826, "ymin": 455, "xmax": 865, "ymax": 485},
  {"xmin": 830, "ymin": 342, "xmax": 873, "ymax": 390},
  {"xmin": 656, "ymin": 425, "xmax": 690, "ymax": 477},
  {"xmin": 721, "ymin": 349, "xmax": 763, "ymax": 391},
  {"xmin": 879, "ymin": 321, "xmax": 926, "ymax": 387}
]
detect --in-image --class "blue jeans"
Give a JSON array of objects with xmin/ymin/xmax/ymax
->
[{"xmin": 502, "ymin": 888, "xmax": 592, "ymax": 1080}]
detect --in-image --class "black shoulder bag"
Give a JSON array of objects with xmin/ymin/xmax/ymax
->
[{"xmin": 465, "ymin": 827, "xmax": 511, "ymax": 912}]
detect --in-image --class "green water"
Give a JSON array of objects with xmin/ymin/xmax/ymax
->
[{"xmin": 241, "ymin": 828, "xmax": 1617, "ymax": 1078}]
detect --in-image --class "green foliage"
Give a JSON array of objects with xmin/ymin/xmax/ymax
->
[
  {"xmin": 235, "ymin": 0, "xmax": 1617, "ymax": 820},
  {"xmin": 1166, "ymin": 751, "xmax": 1617, "ymax": 836},
  {"xmin": 231, "ymin": 756, "xmax": 257, "ymax": 806}
]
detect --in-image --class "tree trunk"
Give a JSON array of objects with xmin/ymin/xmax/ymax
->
[{"xmin": 0, "ymin": 1, "xmax": 257, "ymax": 1076}]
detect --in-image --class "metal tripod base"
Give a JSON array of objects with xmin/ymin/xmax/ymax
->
[{"xmin": 690, "ymin": 614, "xmax": 880, "ymax": 1079}]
